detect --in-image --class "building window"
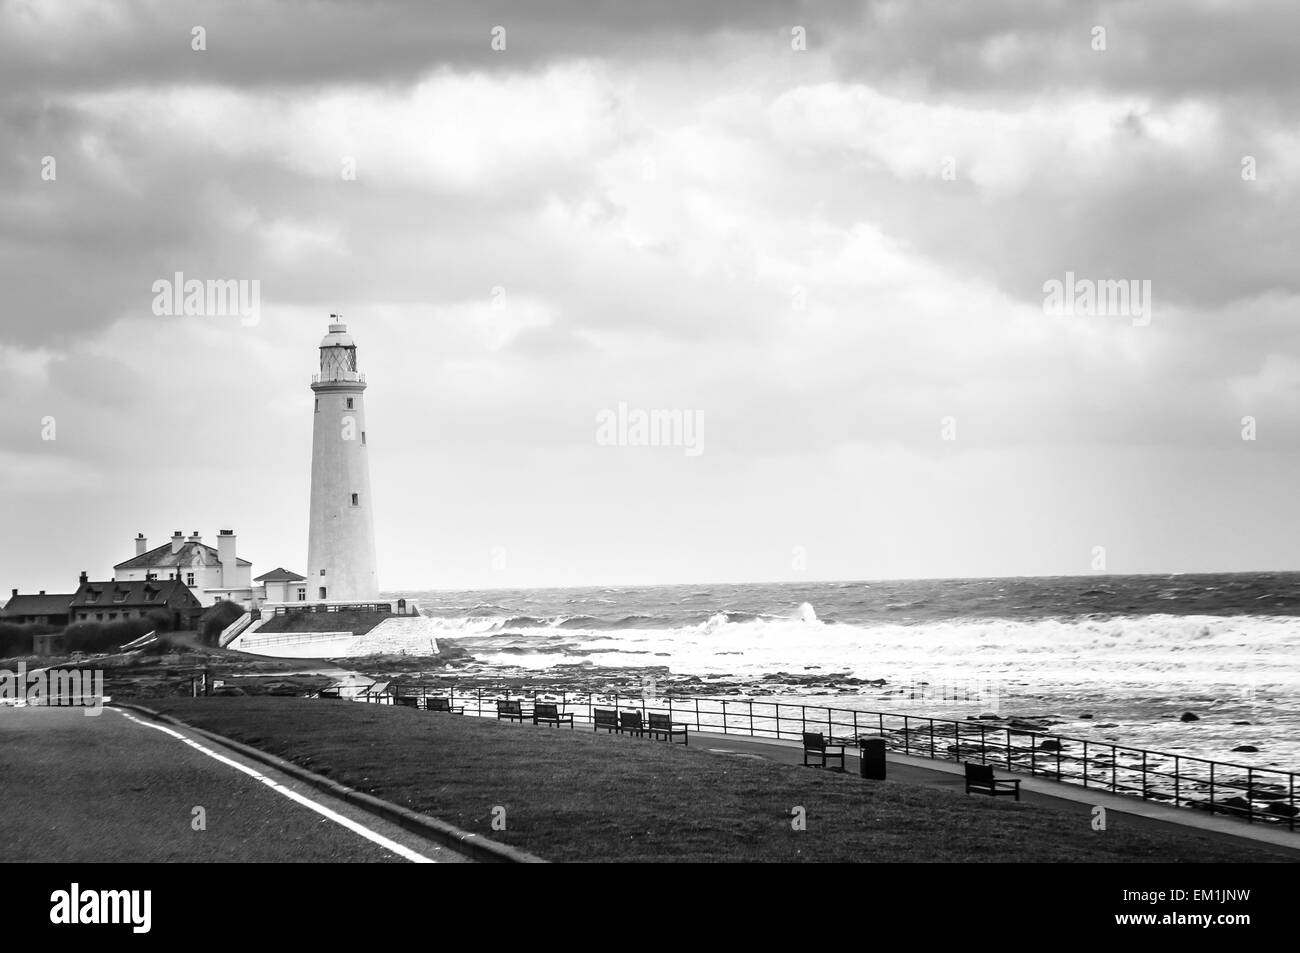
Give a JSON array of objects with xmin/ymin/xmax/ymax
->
[
  {"xmin": 114, "ymin": 589, "xmax": 127, "ymax": 603},
  {"xmin": 297, "ymin": 588, "xmax": 306, "ymax": 601},
  {"xmin": 346, "ymin": 398, "xmax": 354, "ymax": 409},
  {"xmin": 108, "ymin": 612, "xmax": 117, "ymax": 620},
  {"xmin": 86, "ymin": 590, "xmax": 99, "ymax": 603},
  {"xmin": 351, "ymin": 493, "xmax": 359, "ymax": 506},
  {"xmin": 319, "ymin": 587, "xmax": 327, "ymax": 600},
  {"xmin": 315, "ymin": 399, "xmax": 319, "ymax": 413},
  {"xmin": 186, "ymin": 572, "xmax": 195, "ymax": 586},
  {"xmin": 95, "ymin": 613, "xmax": 103, "ymax": 621},
  {"xmin": 361, "ymin": 431, "xmax": 366, "ymax": 445},
  {"xmin": 320, "ymin": 569, "xmax": 326, "ymax": 576}
]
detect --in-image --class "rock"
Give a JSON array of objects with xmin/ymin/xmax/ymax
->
[
  {"xmin": 978, "ymin": 713, "xmax": 1002, "ymax": 720},
  {"xmin": 1079, "ymin": 713, "xmax": 1093, "ymax": 719},
  {"xmin": 1039, "ymin": 739, "xmax": 1064, "ymax": 751},
  {"xmin": 1179, "ymin": 712, "xmax": 1199, "ymax": 722},
  {"xmin": 1267, "ymin": 802, "xmax": 1299, "ymax": 818},
  {"xmin": 1231, "ymin": 721, "xmax": 1252, "ymax": 726},
  {"xmin": 1008, "ymin": 719, "xmax": 1048, "ymax": 732},
  {"xmin": 1232, "ymin": 745, "xmax": 1260, "ymax": 753},
  {"xmin": 1096, "ymin": 723, "xmax": 1119, "ymax": 729}
]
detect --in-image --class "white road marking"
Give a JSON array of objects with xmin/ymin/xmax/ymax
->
[{"xmin": 112, "ymin": 709, "xmax": 439, "ymax": 863}]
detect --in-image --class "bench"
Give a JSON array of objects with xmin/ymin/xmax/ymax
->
[
  {"xmin": 534, "ymin": 702, "xmax": 574, "ymax": 729},
  {"xmin": 394, "ymin": 696, "xmax": 420, "ymax": 708},
  {"xmin": 426, "ymin": 696, "xmax": 464, "ymax": 714},
  {"xmin": 647, "ymin": 713, "xmax": 689, "ymax": 745},
  {"xmin": 593, "ymin": 708, "xmax": 620, "ymax": 733},
  {"xmin": 496, "ymin": 699, "xmax": 533, "ymax": 723},
  {"xmin": 617, "ymin": 711, "xmax": 645, "ymax": 737},
  {"xmin": 802, "ymin": 732, "xmax": 846, "ymax": 771},
  {"xmin": 964, "ymin": 763, "xmax": 1021, "ymax": 800}
]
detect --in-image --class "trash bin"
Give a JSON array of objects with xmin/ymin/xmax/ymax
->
[{"xmin": 858, "ymin": 736, "xmax": 886, "ymax": 780}]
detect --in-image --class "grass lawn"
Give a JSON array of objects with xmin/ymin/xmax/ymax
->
[{"xmin": 148, "ymin": 696, "xmax": 1294, "ymax": 863}]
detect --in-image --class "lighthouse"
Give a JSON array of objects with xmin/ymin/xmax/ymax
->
[{"xmin": 307, "ymin": 316, "xmax": 379, "ymax": 602}]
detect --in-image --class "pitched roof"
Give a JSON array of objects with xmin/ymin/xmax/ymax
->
[
  {"xmin": 1, "ymin": 593, "xmax": 75, "ymax": 616},
  {"xmin": 69, "ymin": 578, "xmax": 201, "ymax": 610},
  {"xmin": 114, "ymin": 540, "xmax": 252, "ymax": 571},
  {"xmin": 254, "ymin": 567, "xmax": 306, "ymax": 582}
]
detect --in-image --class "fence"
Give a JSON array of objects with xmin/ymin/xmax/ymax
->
[
  {"xmin": 240, "ymin": 630, "xmax": 354, "ymax": 648},
  {"xmin": 355, "ymin": 683, "xmax": 1298, "ymax": 832}
]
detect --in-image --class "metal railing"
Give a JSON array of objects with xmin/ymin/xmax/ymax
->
[
  {"xmin": 351, "ymin": 684, "xmax": 1298, "ymax": 832},
  {"xmin": 241, "ymin": 630, "xmax": 354, "ymax": 648}
]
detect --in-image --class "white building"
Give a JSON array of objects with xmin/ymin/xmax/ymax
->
[
  {"xmin": 255, "ymin": 567, "xmax": 308, "ymax": 604},
  {"xmin": 307, "ymin": 317, "xmax": 380, "ymax": 602},
  {"xmin": 114, "ymin": 530, "xmax": 255, "ymax": 608}
]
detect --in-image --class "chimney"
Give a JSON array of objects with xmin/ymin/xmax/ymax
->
[
  {"xmin": 171, "ymin": 531, "xmax": 184, "ymax": 555},
  {"xmin": 39, "ymin": 590, "xmax": 45, "ymax": 596},
  {"xmin": 10, "ymin": 588, "xmax": 16, "ymax": 598},
  {"xmin": 79, "ymin": 570, "xmax": 88, "ymax": 584},
  {"xmin": 188, "ymin": 530, "xmax": 201, "ymax": 543},
  {"xmin": 135, "ymin": 533, "xmax": 148, "ymax": 556},
  {"xmin": 217, "ymin": 530, "xmax": 237, "ymax": 590}
]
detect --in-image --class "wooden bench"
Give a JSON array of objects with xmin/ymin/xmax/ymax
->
[
  {"xmin": 802, "ymin": 732, "xmax": 846, "ymax": 771},
  {"xmin": 496, "ymin": 699, "xmax": 533, "ymax": 723},
  {"xmin": 534, "ymin": 702, "xmax": 574, "ymax": 729},
  {"xmin": 964, "ymin": 763, "xmax": 1021, "ymax": 800},
  {"xmin": 593, "ymin": 708, "xmax": 620, "ymax": 733},
  {"xmin": 394, "ymin": 696, "xmax": 420, "ymax": 708},
  {"xmin": 617, "ymin": 711, "xmax": 645, "ymax": 737},
  {"xmin": 426, "ymin": 696, "xmax": 464, "ymax": 714},
  {"xmin": 647, "ymin": 713, "xmax": 688, "ymax": 745}
]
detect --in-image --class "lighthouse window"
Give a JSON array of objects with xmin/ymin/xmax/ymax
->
[
  {"xmin": 351, "ymin": 493, "xmax": 359, "ymax": 506},
  {"xmin": 361, "ymin": 431, "xmax": 366, "ymax": 445},
  {"xmin": 346, "ymin": 398, "xmax": 354, "ymax": 409},
  {"xmin": 315, "ymin": 399, "xmax": 319, "ymax": 413},
  {"xmin": 319, "ymin": 587, "xmax": 327, "ymax": 600}
]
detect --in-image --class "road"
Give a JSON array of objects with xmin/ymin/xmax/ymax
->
[{"xmin": 0, "ymin": 706, "xmax": 468, "ymax": 863}]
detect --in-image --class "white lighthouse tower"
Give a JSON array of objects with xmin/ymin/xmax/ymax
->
[{"xmin": 307, "ymin": 316, "xmax": 379, "ymax": 602}]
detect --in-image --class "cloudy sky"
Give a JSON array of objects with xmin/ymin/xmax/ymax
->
[{"xmin": 2, "ymin": 0, "xmax": 1298, "ymax": 592}]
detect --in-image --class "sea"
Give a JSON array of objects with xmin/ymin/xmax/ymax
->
[{"xmin": 392, "ymin": 574, "xmax": 1300, "ymax": 772}]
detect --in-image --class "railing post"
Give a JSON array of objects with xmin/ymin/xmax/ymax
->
[
  {"xmin": 1247, "ymin": 767, "xmax": 1254, "ymax": 824},
  {"xmin": 1209, "ymin": 762, "xmax": 1215, "ymax": 815},
  {"xmin": 750, "ymin": 701, "xmax": 755, "ymax": 737},
  {"xmin": 776, "ymin": 702, "xmax": 782, "ymax": 740},
  {"xmin": 1006, "ymin": 729, "xmax": 1012, "ymax": 769},
  {"xmin": 1083, "ymin": 740, "xmax": 1088, "ymax": 788},
  {"xmin": 1142, "ymin": 751, "xmax": 1148, "ymax": 800},
  {"xmin": 929, "ymin": 718, "xmax": 935, "ymax": 760},
  {"xmin": 1173, "ymin": 755, "xmax": 1179, "ymax": 806},
  {"xmin": 722, "ymin": 699, "xmax": 728, "ymax": 735},
  {"xmin": 903, "ymin": 715, "xmax": 910, "ymax": 756},
  {"xmin": 1030, "ymin": 734, "xmax": 1037, "ymax": 775}
]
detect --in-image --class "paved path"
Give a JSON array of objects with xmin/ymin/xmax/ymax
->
[
  {"xmin": 692, "ymin": 732, "xmax": 1300, "ymax": 858},
  {"xmin": 0, "ymin": 706, "xmax": 468, "ymax": 863}
]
